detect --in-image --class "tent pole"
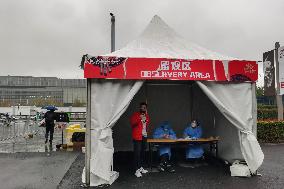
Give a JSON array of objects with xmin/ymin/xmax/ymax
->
[
  {"xmin": 190, "ymin": 82, "xmax": 194, "ymax": 120},
  {"xmin": 252, "ymin": 83, "xmax": 257, "ymax": 136},
  {"xmin": 145, "ymin": 82, "xmax": 148, "ymax": 104},
  {"xmin": 110, "ymin": 13, "xmax": 115, "ymax": 52},
  {"xmin": 85, "ymin": 78, "xmax": 91, "ymax": 186}
]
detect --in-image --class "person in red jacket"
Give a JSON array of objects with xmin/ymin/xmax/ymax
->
[{"xmin": 130, "ymin": 102, "xmax": 150, "ymax": 177}]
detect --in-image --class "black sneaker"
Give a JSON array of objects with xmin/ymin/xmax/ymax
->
[
  {"xmin": 165, "ymin": 164, "xmax": 175, "ymax": 173},
  {"xmin": 45, "ymin": 139, "xmax": 48, "ymax": 144},
  {"xmin": 157, "ymin": 163, "xmax": 165, "ymax": 172}
]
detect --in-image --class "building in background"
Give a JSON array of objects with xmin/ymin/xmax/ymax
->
[{"xmin": 0, "ymin": 76, "xmax": 86, "ymax": 107}]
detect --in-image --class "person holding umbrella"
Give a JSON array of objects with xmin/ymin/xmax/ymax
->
[{"xmin": 43, "ymin": 106, "xmax": 58, "ymax": 145}]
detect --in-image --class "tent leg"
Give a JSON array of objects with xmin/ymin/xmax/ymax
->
[
  {"xmin": 251, "ymin": 83, "xmax": 257, "ymax": 136},
  {"xmin": 190, "ymin": 83, "xmax": 194, "ymax": 119},
  {"xmin": 149, "ymin": 142, "xmax": 152, "ymax": 171},
  {"xmin": 85, "ymin": 79, "xmax": 91, "ymax": 186}
]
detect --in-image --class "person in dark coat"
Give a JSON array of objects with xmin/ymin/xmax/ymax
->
[{"xmin": 44, "ymin": 109, "xmax": 57, "ymax": 144}]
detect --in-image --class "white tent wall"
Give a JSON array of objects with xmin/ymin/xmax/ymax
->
[
  {"xmin": 196, "ymin": 81, "xmax": 264, "ymax": 173},
  {"xmin": 86, "ymin": 79, "xmax": 143, "ymax": 186},
  {"xmin": 191, "ymin": 83, "xmax": 244, "ymax": 162}
]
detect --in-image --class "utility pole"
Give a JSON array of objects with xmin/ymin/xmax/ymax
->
[
  {"xmin": 275, "ymin": 42, "xmax": 283, "ymax": 120},
  {"xmin": 110, "ymin": 13, "xmax": 115, "ymax": 52},
  {"xmin": 85, "ymin": 79, "xmax": 91, "ymax": 186}
]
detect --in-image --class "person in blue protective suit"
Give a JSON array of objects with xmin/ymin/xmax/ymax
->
[
  {"xmin": 183, "ymin": 119, "xmax": 204, "ymax": 165},
  {"xmin": 153, "ymin": 121, "xmax": 177, "ymax": 173}
]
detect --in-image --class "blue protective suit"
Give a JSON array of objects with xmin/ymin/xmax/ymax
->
[
  {"xmin": 183, "ymin": 124, "xmax": 204, "ymax": 159},
  {"xmin": 153, "ymin": 122, "xmax": 177, "ymax": 158}
]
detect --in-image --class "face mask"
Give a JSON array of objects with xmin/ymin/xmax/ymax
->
[
  {"xmin": 192, "ymin": 122, "xmax": 197, "ymax": 127},
  {"xmin": 161, "ymin": 124, "xmax": 168, "ymax": 130}
]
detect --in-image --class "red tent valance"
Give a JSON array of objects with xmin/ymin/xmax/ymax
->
[{"xmin": 83, "ymin": 56, "xmax": 258, "ymax": 82}]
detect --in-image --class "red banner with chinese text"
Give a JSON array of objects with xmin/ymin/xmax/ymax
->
[{"xmin": 83, "ymin": 56, "xmax": 258, "ymax": 82}]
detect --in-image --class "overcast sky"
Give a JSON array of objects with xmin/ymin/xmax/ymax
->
[{"xmin": 0, "ymin": 0, "xmax": 283, "ymax": 85}]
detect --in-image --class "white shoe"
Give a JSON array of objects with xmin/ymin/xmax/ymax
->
[
  {"xmin": 135, "ymin": 169, "xmax": 142, "ymax": 177},
  {"xmin": 139, "ymin": 167, "xmax": 148, "ymax": 174}
]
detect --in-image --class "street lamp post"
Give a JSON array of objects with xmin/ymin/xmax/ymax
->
[{"xmin": 110, "ymin": 13, "xmax": 115, "ymax": 52}]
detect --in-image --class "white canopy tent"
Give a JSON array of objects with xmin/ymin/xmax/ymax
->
[{"xmin": 82, "ymin": 15, "xmax": 264, "ymax": 186}]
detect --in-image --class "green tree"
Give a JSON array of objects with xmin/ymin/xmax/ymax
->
[
  {"xmin": 256, "ymin": 86, "xmax": 264, "ymax": 97},
  {"xmin": 29, "ymin": 98, "xmax": 63, "ymax": 107},
  {"xmin": 73, "ymin": 98, "xmax": 86, "ymax": 107},
  {"xmin": 0, "ymin": 100, "xmax": 12, "ymax": 107}
]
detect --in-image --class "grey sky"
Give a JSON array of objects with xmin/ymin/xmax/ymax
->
[{"xmin": 0, "ymin": 0, "xmax": 283, "ymax": 84}]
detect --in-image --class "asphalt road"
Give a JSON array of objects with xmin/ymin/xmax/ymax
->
[
  {"xmin": 58, "ymin": 143, "xmax": 284, "ymax": 189},
  {"xmin": 0, "ymin": 143, "xmax": 282, "ymax": 189},
  {"xmin": 0, "ymin": 151, "xmax": 79, "ymax": 189}
]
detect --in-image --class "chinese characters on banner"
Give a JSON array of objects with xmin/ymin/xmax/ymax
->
[
  {"xmin": 263, "ymin": 50, "xmax": 276, "ymax": 96},
  {"xmin": 83, "ymin": 56, "xmax": 258, "ymax": 82},
  {"xmin": 127, "ymin": 59, "xmax": 214, "ymax": 80},
  {"xmin": 278, "ymin": 46, "xmax": 284, "ymax": 95}
]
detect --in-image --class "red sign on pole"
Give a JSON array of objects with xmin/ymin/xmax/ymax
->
[{"xmin": 83, "ymin": 56, "xmax": 258, "ymax": 82}]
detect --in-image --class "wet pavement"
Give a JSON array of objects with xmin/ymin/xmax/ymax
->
[
  {"xmin": 0, "ymin": 129, "xmax": 63, "ymax": 153},
  {"xmin": 0, "ymin": 120, "xmax": 81, "ymax": 153},
  {"xmin": 0, "ymin": 151, "xmax": 79, "ymax": 189},
  {"xmin": 0, "ymin": 120, "xmax": 83, "ymax": 189},
  {"xmin": 58, "ymin": 143, "xmax": 284, "ymax": 189},
  {"xmin": 0, "ymin": 120, "xmax": 283, "ymax": 189}
]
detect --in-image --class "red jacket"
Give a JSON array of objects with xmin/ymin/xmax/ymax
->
[{"xmin": 130, "ymin": 112, "xmax": 150, "ymax": 140}]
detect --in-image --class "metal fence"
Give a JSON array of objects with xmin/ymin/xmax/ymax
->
[{"xmin": 0, "ymin": 117, "xmax": 62, "ymax": 152}]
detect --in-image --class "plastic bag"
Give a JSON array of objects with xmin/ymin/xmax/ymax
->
[
  {"xmin": 230, "ymin": 160, "xmax": 251, "ymax": 177},
  {"xmin": 39, "ymin": 118, "xmax": 45, "ymax": 127}
]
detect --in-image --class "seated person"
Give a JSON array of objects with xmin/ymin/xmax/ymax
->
[
  {"xmin": 183, "ymin": 119, "xmax": 204, "ymax": 166},
  {"xmin": 153, "ymin": 121, "xmax": 176, "ymax": 173}
]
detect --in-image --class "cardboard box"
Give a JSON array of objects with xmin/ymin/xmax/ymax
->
[{"xmin": 72, "ymin": 142, "xmax": 85, "ymax": 150}]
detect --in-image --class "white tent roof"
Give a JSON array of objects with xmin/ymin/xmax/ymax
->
[{"xmin": 105, "ymin": 15, "xmax": 237, "ymax": 60}]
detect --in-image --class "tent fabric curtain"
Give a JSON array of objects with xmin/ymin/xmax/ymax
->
[
  {"xmin": 196, "ymin": 81, "xmax": 264, "ymax": 173},
  {"xmin": 88, "ymin": 79, "xmax": 143, "ymax": 186}
]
